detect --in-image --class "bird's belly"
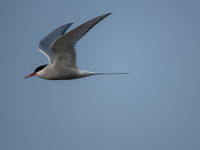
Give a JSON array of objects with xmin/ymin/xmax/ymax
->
[{"xmin": 38, "ymin": 67, "xmax": 80, "ymax": 80}]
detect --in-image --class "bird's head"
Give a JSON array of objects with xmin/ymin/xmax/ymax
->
[{"xmin": 25, "ymin": 64, "xmax": 47, "ymax": 78}]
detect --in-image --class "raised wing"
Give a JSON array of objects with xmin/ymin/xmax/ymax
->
[
  {"xmin": 51, "ymin": 13, "xmax": 112, "ymax": 68},
  {"xmin": 38, "ymin": 23, "xmax": 73, "ymax": 63}
]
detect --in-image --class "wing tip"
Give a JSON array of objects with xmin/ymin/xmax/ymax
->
[
  {"xmin": 103, "ymin": 12, "xmax": 112, "ymax": 18},
  {"xmin": 61, "ymin": 23, "xmax": 73, "ymax": 28},
  {"xmin": 107, "ymin": 12, "xmax": 112, "ymax": 15},
  {"xmin": 67, "ymin": 22, "xmax": 74, "ymax": 26}
]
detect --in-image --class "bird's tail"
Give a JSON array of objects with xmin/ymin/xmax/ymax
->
[{"xmin": 93, "ymin": 72, "xmax": 129, "ymax": 75}]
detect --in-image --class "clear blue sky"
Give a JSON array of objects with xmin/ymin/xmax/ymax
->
[{"xmin": 0, "ymin": 0, "xmax": 200, "ymax": 150}]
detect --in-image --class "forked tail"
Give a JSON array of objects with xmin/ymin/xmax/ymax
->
[
  {"xmin": 78, "ymin": 70, "xmax": 129, "ymax": 78},
  {"xmin": 94, "ymin": 72, "xmax": 129, "ymax": 75}
]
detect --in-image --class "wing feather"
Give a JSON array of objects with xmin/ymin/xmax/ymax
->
[
  {"xmin": 51, "ymin": 13, "xmax": 112, "ymax": 67},
  {"xmin": 38, "ymin": 23, "xmax": 73, "ymax": 63}
]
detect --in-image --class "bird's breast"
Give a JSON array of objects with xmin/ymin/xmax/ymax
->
[{"xmin": 36, "ymin": 65, "xmax": 80, "ymax": 80}]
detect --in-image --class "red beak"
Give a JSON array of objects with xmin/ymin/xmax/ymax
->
[{"xmin": 25, "ymin": 73, "xmax": 36, "ymax": 78}]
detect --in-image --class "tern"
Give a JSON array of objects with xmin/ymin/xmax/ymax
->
[{"xmin": 25, "ymin": 13, "xmax": 127, "ymax": 80}]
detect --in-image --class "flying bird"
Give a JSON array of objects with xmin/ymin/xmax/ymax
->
[{"xmin": 25, "ymin": 13, "xmax": 127, "ymax": 80}]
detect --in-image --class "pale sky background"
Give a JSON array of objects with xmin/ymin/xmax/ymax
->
[{"xmin": 0, "ymin": 0, "xmax": 200, "ymax": 150}]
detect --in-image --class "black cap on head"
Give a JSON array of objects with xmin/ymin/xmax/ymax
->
[{"xmin": 34, "ymin": 64, "xmax": 47, "ymax": 73}]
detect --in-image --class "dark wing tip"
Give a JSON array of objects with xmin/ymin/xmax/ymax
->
[
  {"xmin": 101, "ymin": 12, "xmax": 112, "ymax": 18},
  {"xmin": 59, "ymin": 23, "xmax": 74, "ymax": 33},
  {"xmin": 106, "ymin": 12, "xmax": 112, "ymax": 16},
  {"xmin": 65, "ymin": 22, "xmax": 74, "ymax": 26},
  {"xmin": 81, "ymin": 12, "xmax": 112, "ymax": 35}
]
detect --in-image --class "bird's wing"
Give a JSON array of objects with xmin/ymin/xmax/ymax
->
[
  {"xmin": 50, "ymin": 13, "xmax": 112, "ymax": 68},
  {"xmin": 38, "ymin": 23, "xmax": 73, "ymax": 63}
]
